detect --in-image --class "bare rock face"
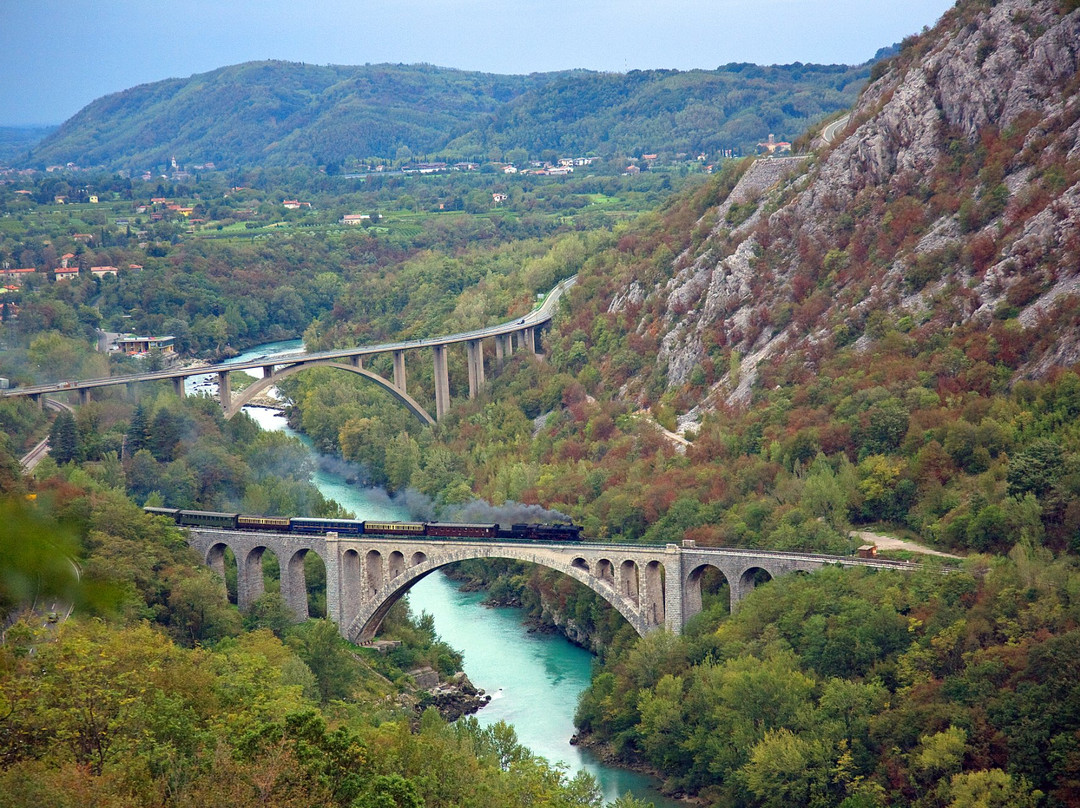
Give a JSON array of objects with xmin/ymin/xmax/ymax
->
[{"xmin": 610, "ymin": 0, "xmax": 1080, "ymax": 421}]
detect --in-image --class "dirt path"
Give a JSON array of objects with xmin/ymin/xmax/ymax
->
[
  {"xmin": 633, "ymin": 410, "xmax": 690, "ymax": 452},
  {"xmin": 851, "ymin": 530, "xmax": 963, "ymax": 559}
]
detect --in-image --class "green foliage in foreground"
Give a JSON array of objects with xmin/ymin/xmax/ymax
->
[
  {"xmin": 0, "ymin": 619, "xmax": 609, "ymax": 808},
  {"xmin": 577, "ymin": 554, "xmax": 1079, "ymax": 807},
  {"xmin": 0, "ymin": 466, "xmax": 629, "ymax": 808}
]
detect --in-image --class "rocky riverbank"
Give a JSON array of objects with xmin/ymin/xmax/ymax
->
[{"xmin": 409, "ymin": 667, "xmax": 491, "ymax": 721}]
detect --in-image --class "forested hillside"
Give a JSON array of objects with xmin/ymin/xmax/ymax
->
[
  {"xmin": 269, "ymin": 1, "xmax": 1080, "ymax": 803},
  {"xmin": 5, "ymin": 0, "xmax": 1080, "ymax": 806},
  {"xmin": 23, "ymin": 61, "xmax": 869, "ymax": 171}
]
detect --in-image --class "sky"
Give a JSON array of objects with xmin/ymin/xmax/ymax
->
[{"xmin": 0, "ymin": 0, "xmax": 957, "ymax": 126}]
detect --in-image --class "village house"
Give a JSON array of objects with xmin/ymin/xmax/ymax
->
[
  {"xmin": 53, "ymin": 267, "xmax": 79, "ymax": 282},
  {"xmin": 60, "ymin": 253, "xmax": 75, "ymax": 268},
  {"xmin": 492, "ymin": 193, "xmax": 508, "ymax": 205},
  {"xmin": 90, "ymin": 266, "xmax": 118, "ymax": 278},
  {"xmin": 0, "ymin": 268, "xmax": 36, "ymax": 286},
  {"xmin": 341, "ymin": 214, "xmax": 371, "ymax": 225},
  {"xmin": 114, "ymin": 335, "xmax": 176, "ymax": 356},
  {"xmin": 758, "ymin": 134, "xmax": 792, "ymax": 154}
]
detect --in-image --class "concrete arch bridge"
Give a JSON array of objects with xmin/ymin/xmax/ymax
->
[
  {"xmin": 185, "ymin": 529, "xmax": 917, "ymax": 641},
  {"xmin": 2, "ymin": 276, "xmax": 577, "ymax": 425}
]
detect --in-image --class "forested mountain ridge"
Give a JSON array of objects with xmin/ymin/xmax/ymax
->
[
  {"xmin": 575, "ymin": 0, "xmax": 1080, "ymax": 427},
  {"xmin": 23, "ymin": 60, "xmax": 870, "ymax": 171}
]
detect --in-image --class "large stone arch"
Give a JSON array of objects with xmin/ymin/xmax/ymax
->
[
  {"xmin": 683, "ymin": 562, "xmax": 733, "ymax": 619},
  {"xmin": 224, "ymin": 360, "xmax": 435, "ymax": 424},
  {"xmin": 342, "ymin": 545, "xmax": 667, "ymax": 642}
]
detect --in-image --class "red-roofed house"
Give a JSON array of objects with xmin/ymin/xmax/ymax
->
[
  {"xmin": 54, "ymin": 267, "xmax": 79, "ymax": 282},
  {"xmin": 0, "ymin": 268, "xmax": 36, "ymax": 286},
  {"xmin": 90, "ymin": 266, "xmax": 118, "ymax": 278}
]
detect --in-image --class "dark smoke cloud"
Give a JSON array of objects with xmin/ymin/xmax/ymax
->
[
  {"xmin": 443, "ymin": 499, "xmax": 573, "ymax": 525},
  {"xmin": 315, "ymin": 454, "xmax": 369, "ymax": 483}
]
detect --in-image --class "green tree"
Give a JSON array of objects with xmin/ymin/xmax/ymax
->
[
  {"xmin": 945, "ymin": 769, "xmax": 1042, "ymax": 808},
  {"xmin": 384, "ymin": 431, "xmax": 420, "ymax": 494},
  {"xmin": 1007, "ymin": 438, "xmax": 1064, "ymax": 498},
  {"xmin": 48, "ymin": 410, "xmax": 79, "ymax": 464},
  {"xmin": 287, "ymin": 619, "xmax": 358, "ymax": 703},
  {"xmin": 167, "ymin": 568, "xmax": 243, "ymax": 646},
  {"xmin": 125, "ymin": 401, "xmax": 150, "ymax": 457},
  {"xmin": 149, "ymin": 408, "xmax": 183, "ymax": 462}
]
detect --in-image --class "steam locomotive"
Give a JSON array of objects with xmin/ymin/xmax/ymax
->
[{"xmin": 144, "ymin": 507, "xmax": 583, "ymax": 543}]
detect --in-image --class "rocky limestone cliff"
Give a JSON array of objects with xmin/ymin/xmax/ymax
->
[{"xmin": 607, "ymin": 0, "xmax": 1080, "ymax": 428}]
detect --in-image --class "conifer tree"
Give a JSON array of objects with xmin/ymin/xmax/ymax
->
[
  {"xmin": 125, "ymin": 402, "xmax": 150, "ymax": 458},
  {"xmin": 48, "ymin": 411, "xmax": 79, "ymax": 464}
]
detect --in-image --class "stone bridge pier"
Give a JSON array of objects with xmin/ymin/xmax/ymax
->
[{"xmin": 183, "ymin": 529, "xmax": 913, "ymax": 641}]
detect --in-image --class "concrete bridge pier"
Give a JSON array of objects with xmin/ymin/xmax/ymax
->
[
  {"xmin": 466, "ymin": 339, "xmax": 485, "ymax": 398},
  {"xmin": 393, "ymin": 350, "xmax": 407, "ymax": 392},
  {"xmin": 350, "ymin": 355, "xmax": 363, "ymax": 370},
  {"xmin": 432, "ymin": 344, "xmax": 451, "ymax": 419},
  {"xmin": 217, "ymin": 371, "xmax": 231, "ymax": 410},
  {"xmin": 172, "ymin": 377, "xmax": 186, "ymax": 398},
  {"xmin": 262, "ymin": 364, "xmax": 275, "ymax": 379},
  {"xmin": 495, "ymin": 333, "xmax": 512, "ymax": 368},
  {"xmin": 78, "ymin": 388, "xmax": 89, "ymax": 406},
  {"xmin": 523, "ymin": 327, "xmax": 537, "ymax": 355}
]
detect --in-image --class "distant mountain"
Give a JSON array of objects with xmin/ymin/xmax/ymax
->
[
  {"xmin": 23, "ymin": 60, "xmax": 870, "ymax": 171},
  {"xmin": 0, "ymin": 126, "xmax": 57, "ymax": 164}
]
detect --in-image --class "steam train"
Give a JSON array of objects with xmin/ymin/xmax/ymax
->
[{"xmin": 144, "ymin": 506, "xmax": 583, "ymax": 543}]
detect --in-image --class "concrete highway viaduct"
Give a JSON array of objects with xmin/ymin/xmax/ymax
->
[{"xmin": 2, "ymin": 277, "xmax": 577, "ymax": 425}]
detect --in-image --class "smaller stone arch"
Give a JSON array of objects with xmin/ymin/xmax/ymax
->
[
  {"xmin": 643, "ymin": 560, "xmax": 665, "ymax": 627},
  {"xmin": 411, "ymin": 551, "xmax": 427, "ymax": 566},
  {"xmin": 596, "ymin": 558, "xmax": 615, "ymax": 587},
  {"xmin": 341, "ymin": 549, "xmax": 362, "ymax": 619},
  {"xmin": 388, "ymin": 551, "xmax": 406, "ymax": 579},
  {"xmin": 619, "ymin": 559, "xmax": 640, "ymax": 604},
  {"xmin": 238, "ymin": 546, "xmax": 271, "ymax": 610},
  {"xmin": 365, "ymin": 550, "xmax": 383, "ymax": 595},
  {"xmin": 684, "ymin": 563, "xmax": 733, "ymax": 623},
  {"xmin": 571, "ymin": 557, "xmax": 590, "ymax": 573},
  {"xmin": 205, "ymin": 541, "xmax": 234, "ymax": 603},
  {"xmin": 205, "ymin": 542, "xmax": 229, "ymax": 581},
  {"xmin": 733, "ymin": 565, "xmax": 773, "ymax": 608}
]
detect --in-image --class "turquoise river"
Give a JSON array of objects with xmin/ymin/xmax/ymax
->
[{"xmin": 196, "ymin": 340, "xmax": 682, "ymax": 808}]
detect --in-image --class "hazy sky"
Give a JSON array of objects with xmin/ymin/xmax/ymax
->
[{"xmin": 1, "ymin": 0, "xmax": 956, "ymax": 126}]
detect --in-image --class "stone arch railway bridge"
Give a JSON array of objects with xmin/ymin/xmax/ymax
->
[
  {"xmin": 2, "ymin": 277, "xmax": 578, "ymax": 424},
  {"xmin": 185, "ymin": 527, "xmax": 919, "ymax": 642}
]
